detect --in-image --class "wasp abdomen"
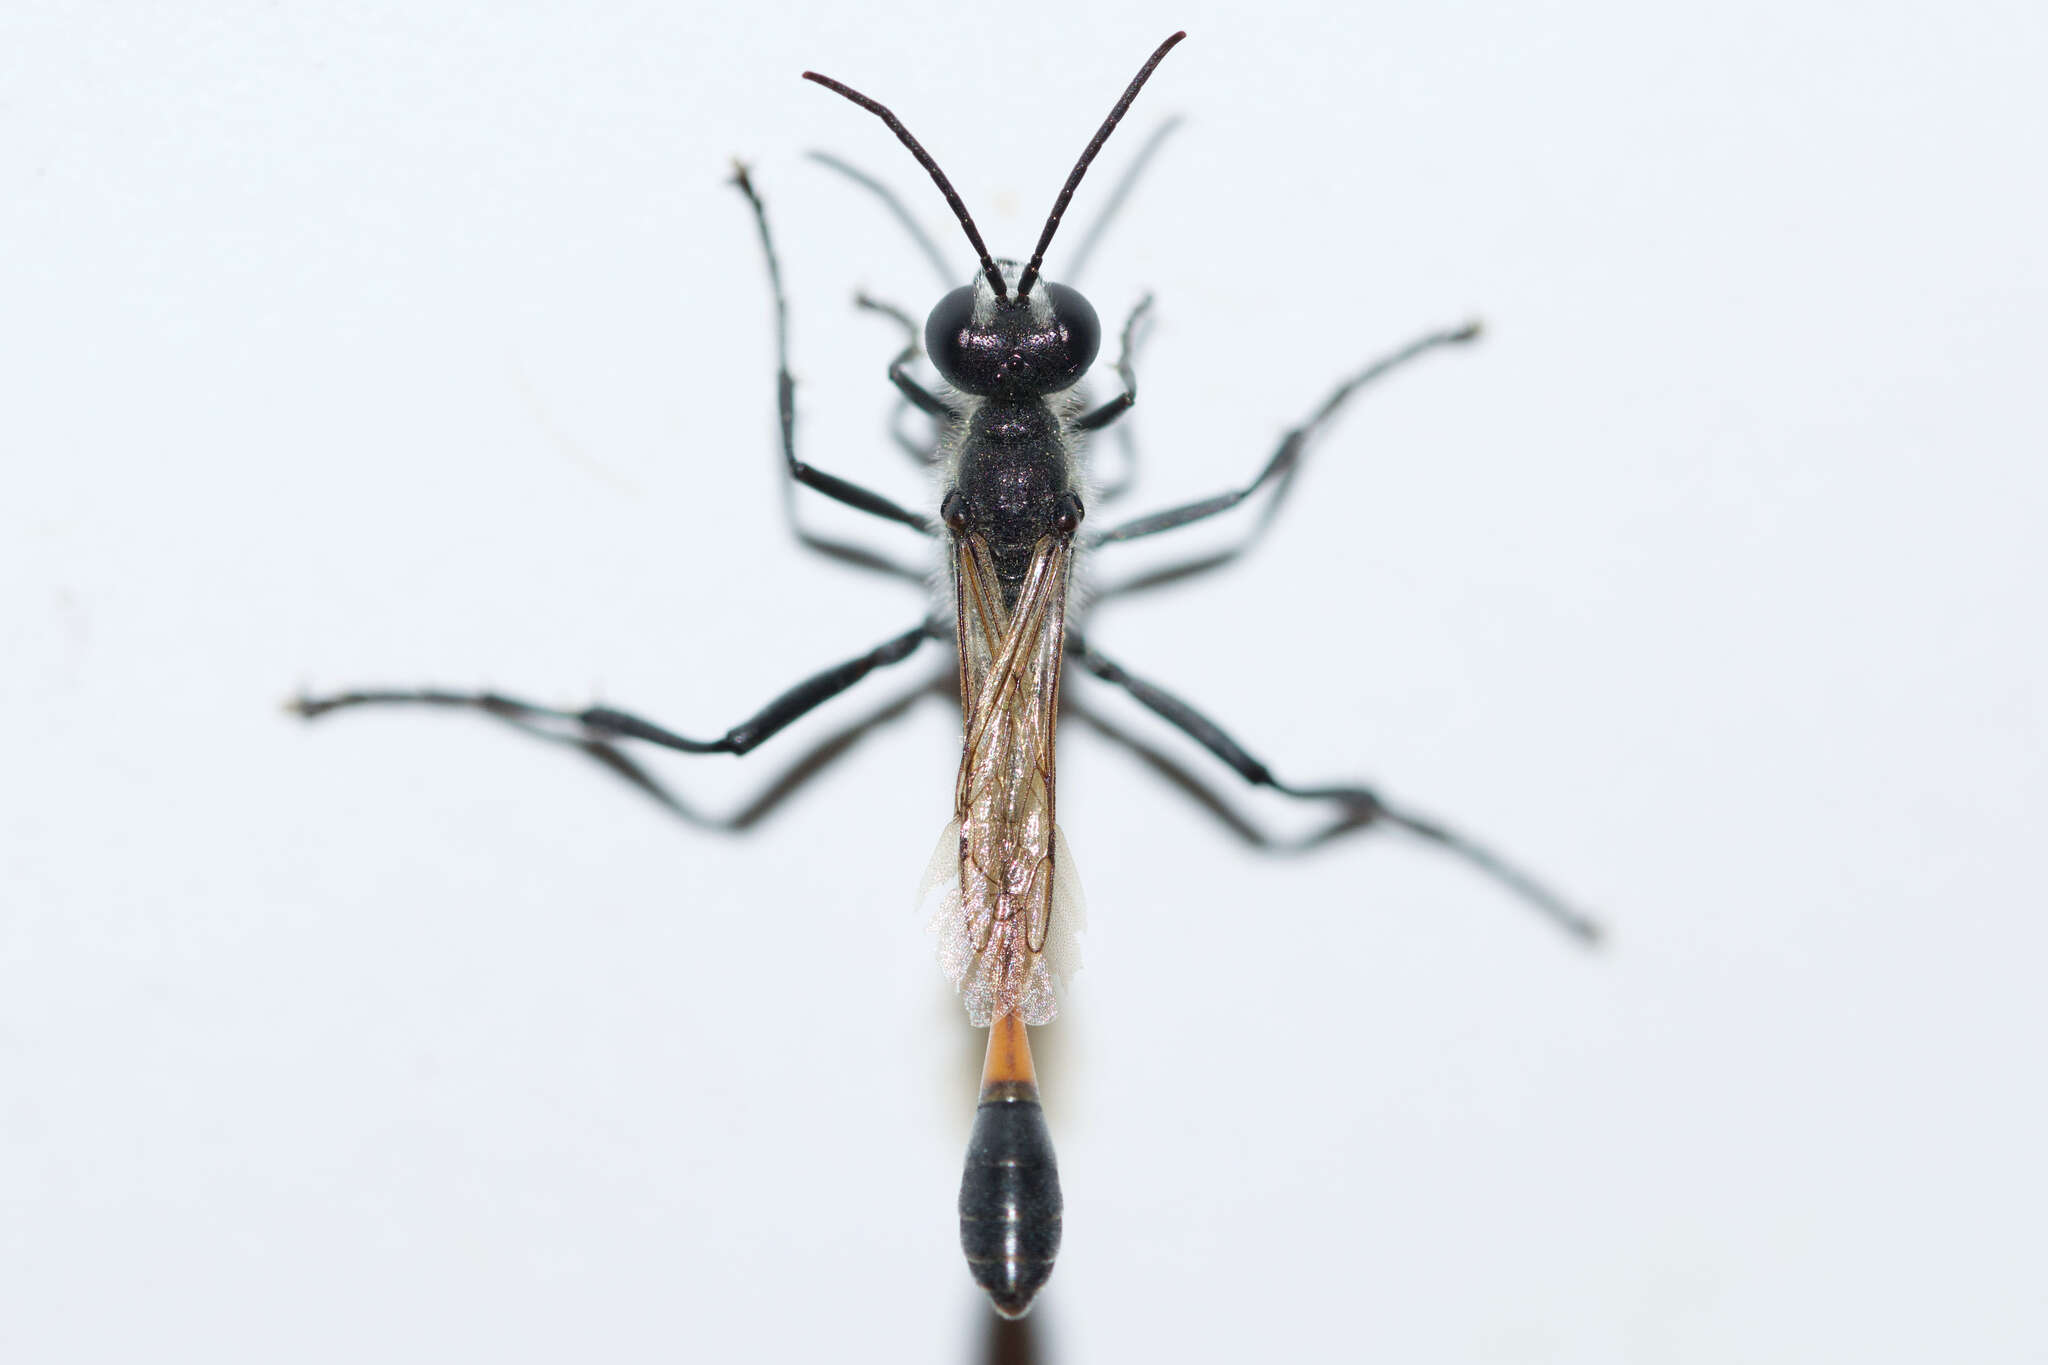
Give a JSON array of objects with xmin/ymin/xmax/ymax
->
[{"xmin": 958, "ymin": 1080, "xmax": 1063, "ymax": 1318}]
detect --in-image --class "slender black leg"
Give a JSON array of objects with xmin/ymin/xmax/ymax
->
[
  {"xmin": 1074, "ymin": 294, "xmax": 1153, "ymax": 434},
  {"xmin": 854, "ymin": 292, "xmax": 949, "ymax": 466},
  {"xmin": 855, "ymin": 292, "xmax": 956, "ymax": 419},
  {"xmin": 1067, "ymin": 633, "xmax": 1602, "ymax": 944},
  {"xmin": 292, "ymin": 621, "xmax": 940, "ymax": 759},
  {"xmin": 729, "ymin": 164, "xmax": 935, "ymax": 535},
  {"xmin": 1090, "ymin": 321, "xmax": 1481, "ymax": 547}
]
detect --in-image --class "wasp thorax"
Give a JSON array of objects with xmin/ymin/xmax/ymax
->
[{"xmin": 926, "ymin": 265, "xmax": 1101, "ymax": 399}]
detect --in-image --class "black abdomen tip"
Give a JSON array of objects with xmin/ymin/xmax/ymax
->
[{"xmin": 958, "ymin": 1093, "xmax": 1063, "ymax": 1318}]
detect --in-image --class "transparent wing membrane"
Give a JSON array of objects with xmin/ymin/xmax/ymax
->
[{"xmin": 929, "ymin": 536, "xmax": 1078, "ymax": 1026}]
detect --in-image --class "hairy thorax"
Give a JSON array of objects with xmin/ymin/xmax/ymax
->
[{"xmin": 953, "ymin": 400, "xmax": 1073, "ymax": 611}]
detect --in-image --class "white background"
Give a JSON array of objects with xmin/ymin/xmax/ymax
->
[{"xmin": 4, "ymin": 2, "xmax": 2044, "ymax": 1361}]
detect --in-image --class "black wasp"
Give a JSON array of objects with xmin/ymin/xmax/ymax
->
[{"xmin": 294, "ymin": 31, "xmax": 1600, "ymax": 1319}]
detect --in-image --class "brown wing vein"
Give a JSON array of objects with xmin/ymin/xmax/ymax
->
[{"xmin": 948, "ymin": 535, "xmax": 1073, "ymax": 1020}]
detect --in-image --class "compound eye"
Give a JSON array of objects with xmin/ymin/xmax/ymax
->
[
  {"xmin": 1042, "ymin": 283, "xmax": 1101, "ymax": 378},
  {"xmin": 923, "ymin": 286, "xmax": 978, "ymax": 389}
]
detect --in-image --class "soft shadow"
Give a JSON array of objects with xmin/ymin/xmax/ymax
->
[
  {"xmin": 807, "ymin": 149, "xmax": 958, "ymax": 289},
  {"xmin": 1062, "ymin": 693, "xmax": 1363, "ymax": 852},
  {"xmin": 1088, "ymin": 464, "xmax": 1303, "ymax": 605},
  {"xmin": 778, "ymin": 475, "xmax": 933, "ymax": 585},
  {"xmin": 1063, "ymin": 692, "xmax": 1605, "ymax": 942},
  {"xmin": 412, "ymin": 670, "xmax": 954, "ymax": 833},
  {"xmin": 977, "ymin": 1308, "xmax": 1044, "ymax": 1365},
  {"xmin": 1062, "ymin": 115, "xmax": 1185, "ymax": 286}
]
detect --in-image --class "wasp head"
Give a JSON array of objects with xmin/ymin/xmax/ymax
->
[{"xmin": 926, "ymin": 262, "xmax": 1101, "ymax": 400}]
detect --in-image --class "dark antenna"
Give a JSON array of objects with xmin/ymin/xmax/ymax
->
[
  {"xmin": 803, "ymin": 70, "xmax": 1010, "ymax": 302},
  {"xmin": 1015, "ymin": 30, "xmax": 1187, "ymax": 300}
]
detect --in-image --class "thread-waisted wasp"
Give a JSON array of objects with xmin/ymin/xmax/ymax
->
[{"xmin": 293, "ymin": 31, "xmax": 1599, "ymax": 1317}]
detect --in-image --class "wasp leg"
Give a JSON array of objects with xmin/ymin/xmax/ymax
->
[
  {"xmin": 1076, "ymin": 296, "xmax": 1153, "ymax": 505},
  {"xmin": 1088, "ymin": 320, "xmax": 1481, "ymax": 547},
  {"xmin": 293, "ymin": 621, "xmax": 940, "ymax": 758},
  {"xmin": 1074, "ymin": 294, "xmax": 1153, "ymax": 436},
  {"xmin": 854, "ymin": 292, "xmax": 955, "ymax": 419},
  {"xmin": 1067, "ymin": 633, "xmax": 1602, "ymax": 944},
  {"xmin": 852, "ymin": 292, "xmax": 949, "ymax": 467},
  {"xmin": 730, "ymin": 165, "xmax": 935, "ymax": 538}
]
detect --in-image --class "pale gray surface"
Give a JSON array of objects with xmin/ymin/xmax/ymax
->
[{"xmin": 4, "ymin": 2, "xmax": 2044, "ymax": 1361}]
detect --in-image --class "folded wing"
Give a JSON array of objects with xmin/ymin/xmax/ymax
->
[{"xmin": 926, "ymin": 535, "xmax": 1080, "ymax": 1026}]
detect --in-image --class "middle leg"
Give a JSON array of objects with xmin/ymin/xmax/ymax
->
[
  {"xmin": 293, "ymin": 620, "xmax": 942, "ymax": 759},
  {"xmin": 1066, "ymin": 631, "xmax": 1601, "ymax": 943}
]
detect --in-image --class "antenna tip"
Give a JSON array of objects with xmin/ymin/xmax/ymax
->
[{"xmin": 1452, "ymin": 318, "xmax": 1485, "ymax": 343}]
